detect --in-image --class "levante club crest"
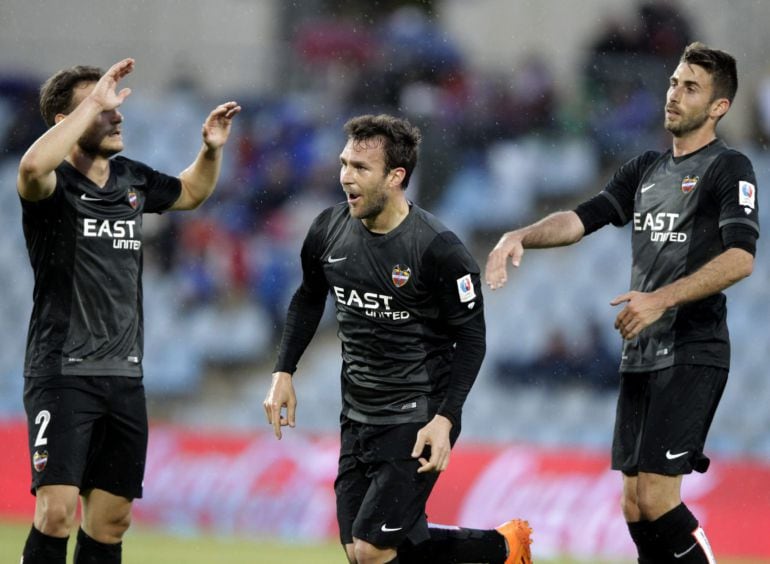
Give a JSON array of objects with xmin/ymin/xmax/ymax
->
[
  {"xmin": 33, "ymin": 450, "xmax": 48, "ymax": 472},
  {"xmin": 681, "ymin": 175, "xmax": 699, "ymax": 193},
  {"xmin": 392, "ymin": 265, "xmax": 411, "ymax": 287}
]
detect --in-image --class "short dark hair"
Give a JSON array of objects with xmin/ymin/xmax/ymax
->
[
  {"xmin": 680, "ymin": 42, "xmax": 737, "ymax": 103},
  {"xmin": 39, "ymin": 65, "xmax": 103, "ymax": 127},
  {"xmin": 343, "ymin": 114, "xmax": 422, "ymax": 188}
]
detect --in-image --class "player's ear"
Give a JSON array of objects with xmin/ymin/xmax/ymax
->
[
  {"xmin": 388, "ymin": 167, "xmax": 406, "ymax": 188},
  {"xmin": 710, "ymin": 97, "xmax": 730, "ymax": 119},
  {"xmin": 54, "ymin": 113, "xmax": 68, "ymax": 125}
]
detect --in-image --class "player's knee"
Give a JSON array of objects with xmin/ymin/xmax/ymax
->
[
  {"xmin": 353, "ymin": 538, "xmax": 394, "ymax": 564},
  {"xmin": 342, "ymin": 542, "xmax": 357, "ymax": 563},
  {"xmin": 635, "ymin": 484, "xmax": 676, "ymax": 520},
  {"xmin": 91, "ymin": 510, "xmax": 132, "ymax": 543},
  {"xmin": 35, "ymin": 498, "xmax": 76, "ymax": 537},
  {"xmin": 620, "ymin": 491, "xmax": 640, "ymax": 521}
]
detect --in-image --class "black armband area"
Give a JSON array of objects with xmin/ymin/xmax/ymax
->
[
  {"xmin": 722, "ymin": 224, "xmax": 758, "ymax": 256},
  {"xmin": 574, "ymin": 192, "xmax": 623, "ymax": 235}
]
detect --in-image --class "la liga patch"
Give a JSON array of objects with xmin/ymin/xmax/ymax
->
[
  {"xmin": 739, "ymin": 180, "xmax": 756, "ymax": 210},
  {"xmin": 456, "ymin": 274, "xmax": 476, "ymax": 303}
]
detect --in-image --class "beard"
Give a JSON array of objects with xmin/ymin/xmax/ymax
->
[
  {"xmin": 664, "ymin": 107, "xmax": 710, "ymax": 137},
  {"xmin": 78, "ymin": 131, "xmax": 122, "ymax": 158},
  {"xmin": 349, "ymin": 185, "xmax": 389, "ymax": 221}
]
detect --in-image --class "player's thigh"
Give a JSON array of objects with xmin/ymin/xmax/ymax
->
[
  {"xmin": 639, "ymin": 365, "xmax": 727, "ymax": 475},
  {"xmin": 353, "ymin": 456, "xmax": 438, "ymax": 549},
  {"xmin": 611, "ymin": 371, "xmax": 650, "ymax": 474},
  {"xmin": 335, "ymin": 419, "xmax": 370, "ymax": 545},
  {"xmin": 350, "ymin": 422, "xmax": 439, "ymax": 549},
  {"xmin": 23, "ymin": 376, "xmax": 104, "ymax": 491},
  {"xmin": 82, "ymin": 377, "xmax": 148, "ymax": 500}
]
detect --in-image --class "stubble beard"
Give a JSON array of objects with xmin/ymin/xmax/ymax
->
[
  {"xmin": 78, "ymin": 132, "xmax": 122, "ymax": 159},
  {"xmin": 665, "ymin": 107, "xmax": 710, "ymax": 138}
]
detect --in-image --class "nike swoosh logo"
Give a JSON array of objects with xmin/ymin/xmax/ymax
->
[
  {"xmin": 327, "ymin": 256, "xmax": 347, "ymax": 263},
  {"xmin": 80, "ymin": 194, "xmax": 103, "ymax": 201},
  {"xmin": 641, "ymin": 183, "xmax": 655, "ymax": 193},
  {"xmin": 666, "ymin": 449, "xmax": 689, "ymax": 460},
  {"xmin": 380, "ymin": 524, "xmax": 402, "ymax": 533},
  {"xmin": 674, "ymin": 542, "xmax": 697, "ymax": 558}
]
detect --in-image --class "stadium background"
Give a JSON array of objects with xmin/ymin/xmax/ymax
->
[{"xmin": 1, "ymin": 0, "xmax": 770, "ymax": 562}]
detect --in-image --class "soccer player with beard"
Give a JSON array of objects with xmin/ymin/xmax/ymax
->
[
  {"xmin": 264, "ymin": 114, "xmax": 532, "ymax": 564},
  {"xmin": 486, "ymin": 42, "xmax": 759, "ymax": 563},
  {"xmin": 17, "ymin": 58, "xmax": 240, "ymax": 563}
]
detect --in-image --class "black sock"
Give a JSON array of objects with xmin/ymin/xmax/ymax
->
[
  {"xmin": 648, "ymin": 503, "xmax": 715, "ymax": 563},
  {"xmin": 398, "ymin": 525, "xmax": 507, "ymax": 564},
  {"xmin": 627, "ymin": 520, "xmax": 664, "ymax": 564},
  {"xmin": 74, "ymin": 528, "xmax": 122, "ymax": 564},
  {"xmin": 22, "ymin": 525, "xmax": 68, "ymax": 564}
]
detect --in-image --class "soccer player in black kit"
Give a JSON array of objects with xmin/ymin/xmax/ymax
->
[
  {"xmin": 264, "ymin": 114, "xmax": 532, "ymax": 564},
  {"xmin": 17, "ymin": 58, "xmax": 240, "ymax": 563},
  {"xmin": 486, "ymin": 43, "xmax": 759, "ymax": 563}
]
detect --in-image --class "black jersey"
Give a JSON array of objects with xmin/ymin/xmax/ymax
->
[
  {"xmin": 21, "ymin": 156, "xmax": 181, "ymax": 378},
  {"xmin": 276, "ymin": 202, "xmax": 485, "ymax": 425},
  {"xmin": 575, "ymin": 139, "xmax": 759, "ymax": 371}
]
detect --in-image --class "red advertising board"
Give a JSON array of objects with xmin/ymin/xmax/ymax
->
[{"xmin": 2, "ymin": 419, "xmax": 769, "ymax": 559}]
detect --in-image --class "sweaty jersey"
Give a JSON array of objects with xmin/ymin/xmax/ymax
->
[
  {"xmin": 21, "ymin": 156, "xmax": 181, "ymax": 378},
  {"xmin": 275, "ymin": 202, "xmax": 485, "ymax": 425},
  {"xmin": 576, "ymin": 139, "xmax": 759, "ymax": 371}
]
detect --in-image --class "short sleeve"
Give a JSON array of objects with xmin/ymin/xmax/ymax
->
[
  {"xmin": 425, "ymin": 232, "xmax": 483, "ymax": 326},
  {"xmin": 710, "ymin": 151, "xmax": 760, "ymax": 237}
]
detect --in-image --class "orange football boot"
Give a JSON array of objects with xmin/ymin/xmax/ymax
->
[{"xmin": 496, "ymin": 519, "xmax": 533, "ymax": 564}]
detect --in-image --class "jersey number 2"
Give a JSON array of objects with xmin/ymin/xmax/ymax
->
[{"xmin": 34, "ymin": 410, "xmax": 51, "ymax": 447}]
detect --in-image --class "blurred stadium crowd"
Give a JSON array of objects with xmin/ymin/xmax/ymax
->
[{"xmin": 2, "ymin": 2, "xmax": 770, "ymax": 458}]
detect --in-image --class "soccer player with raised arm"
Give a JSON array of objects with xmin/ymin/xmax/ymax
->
[
  {"xmin": 17, "ymin": 58, "xmax": 239, "ymax": 563},
  {"xmin": 486, "ymin": 43, "xmax": 759, "ymax": 564},
  {"xmin": 264, "ymin": 114, "xmax": 532, "ymax": 564}
]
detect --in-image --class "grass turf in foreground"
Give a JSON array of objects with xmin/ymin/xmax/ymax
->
[{"xmin": 2, "ymin": 521, "xmax": 768, "ymax": 563}]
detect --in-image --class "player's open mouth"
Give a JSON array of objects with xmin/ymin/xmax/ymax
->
[{"xmin": 346, "ymin": 193, "xmax": 361, "ymax": 204}]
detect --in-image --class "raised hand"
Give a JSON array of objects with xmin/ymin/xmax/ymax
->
[
  {"xmin": 89, "ymin": 58, "xmax": 135, "ymax": 112},
  {"xmin": 202, "ymin": 101, "xmax": 241, "ymax": 150}
]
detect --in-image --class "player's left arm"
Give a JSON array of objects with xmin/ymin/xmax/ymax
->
[
  {"xmin": 612, "ymin": 247, "xmax": 754, "ymax": 340},
  {"xmin": 413, "ymin": 233, "xmax": 486, "ymax": 473},
  {"xmin": 613, "ymin": 151, "xmax": 759, "ymax": 340},
  {"xmin": 171, "ymin": 101, "xmax": 241, "ymax": 211}
]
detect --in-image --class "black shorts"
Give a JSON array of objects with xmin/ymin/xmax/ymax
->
[
  {"xmin": 335, "ymin": 416, "xmax": 460, "ymax": 548},
  {"xmin": 611, "ymin": 365, "xmax": 727, "ymax": 476},
  {"xmin": 23, "ymin": 375, "xmax": 148, "ymax": 499}
]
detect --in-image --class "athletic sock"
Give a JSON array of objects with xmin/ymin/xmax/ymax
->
[
  {"xmin": 648, "ymin": 503, "xmax": 716, "ymax": 563},
  {"xmin": 21, "ymin": 525, "xmax": 68, "ymax": 564},
  {"xmin": 398, "ymin": 524, "xmax": 507, "ymax": 564},
  {"xmin": 627, "ymin": 520, "xmax": 664, "ymax": 564},
  {"xmin": 74, "ymin": 527, "xmax": 122, "ymax": 564}
]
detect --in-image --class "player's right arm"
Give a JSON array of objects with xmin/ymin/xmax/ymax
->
[
  {"xmin": 17, "ymin": 58, "xmax": 134, "ymax": 201},
  {"xmin": 263, "ymin": 209, "xmax": 332, "ymax": 438},
  {"xmin": 484, "ymin": 211, "xmax": 585, "ymax": 290},
  {"xmin": 485, "ymin": 151, "xmax": 657, "ymax": 290}
]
